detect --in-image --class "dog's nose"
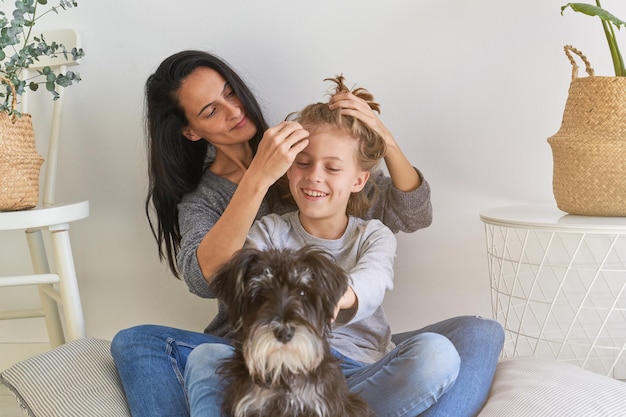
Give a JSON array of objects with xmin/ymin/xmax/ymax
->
[{"xmin": 274, "ymin": 326, "xmax": 294, "ymax": 343}]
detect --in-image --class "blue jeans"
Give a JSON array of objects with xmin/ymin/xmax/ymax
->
[
  {"xmin": 111, "ymin": 316, "xmax": 503, "ymax": 417},
  {"xmin": 185, "ymin": 332, "xmax": 460, "ymax": 417}
]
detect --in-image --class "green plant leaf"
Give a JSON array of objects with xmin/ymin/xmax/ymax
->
[
  {"xmin": 561, "ymin": 3, "xmax": 626, "ymax": 28},
  {"xmin": 561, "ymin": 2, "xmax": 626, "ymax": 75}
]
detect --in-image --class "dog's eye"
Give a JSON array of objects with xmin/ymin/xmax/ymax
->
[{"xmin": 299, "ymin": 289, "xmax": 307, "ymax": 297}]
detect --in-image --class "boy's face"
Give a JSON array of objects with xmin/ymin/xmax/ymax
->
[{"xmin": 287, "ymin": 125, "xmax": 369, "ymax": 227}]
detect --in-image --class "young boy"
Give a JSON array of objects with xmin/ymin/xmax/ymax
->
[{"xmin": 184, "ymin": 76, "xmax": 460, "ymax": 417}]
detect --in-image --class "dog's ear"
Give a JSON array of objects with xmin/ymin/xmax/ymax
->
[
  {"xmin": 298, "ymin": 247, "xmax": 349, "ymax": 320},
  {"xmin": 209, "ymin": 247, "xmax": 263, "ymax": 323}
]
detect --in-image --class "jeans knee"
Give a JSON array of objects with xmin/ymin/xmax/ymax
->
[
  {"xmin": 472, "ymin": 316, "xmax": 505, "ymax": 349},
  {"xmin": 454, "ymin": 316, "xmax": 505, "ymax": 349},
  {"xmin": 402, "ymin": 332, "xmax": 460, "ymax": 391},
  {"xmin": 111, "ymin": 326, "xmax": 139, "ymax": 359},
  {"xmin": 186, "ymin": 343, "xmax": 234, "ymax": 376},
  {"xmin": 483, "ymin": 317, "xmax": 505, "ymax": 344},
  {"xmin": 111, "ymin": 325, "xmax": 156, "ymax": 357},
  {"xmin": 466, "ymin": 316, "xmax": 503, "ymax": 337},
  {"xmin": 423, "ymin": 333, "xmax": 460, "ymax": 381}
]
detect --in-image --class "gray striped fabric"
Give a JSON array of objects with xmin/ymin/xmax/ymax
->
[
  {"xmin": 0, "ymin": 338, "xmax": 130, "ymax": 417},
  {"xmin": 478, "ymin": 356, "xmax": 626, "ymax": 417}
]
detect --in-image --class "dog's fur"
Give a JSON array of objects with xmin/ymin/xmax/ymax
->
[{"xmin": 210, "ymin": 246, "xmax": 373, "ymax": 417}]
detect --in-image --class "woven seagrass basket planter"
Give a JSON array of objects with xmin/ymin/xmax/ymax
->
[
  {"xmin": 548, "ymin": 46, "xmax": 626, "ymax": 216},
  {"xmin": 0, "ymin": 77, "xmax": 44, "ymax": 211}
]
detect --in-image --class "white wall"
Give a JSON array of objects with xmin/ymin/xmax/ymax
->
[{"xmin": 1, "ymin": 0, "xmax": 624, "ymax": 342}]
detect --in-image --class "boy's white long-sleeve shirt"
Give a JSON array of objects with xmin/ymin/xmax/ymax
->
[{"xmin": 246, "ymin": 211, "xmax": 397, "ymax": 364}]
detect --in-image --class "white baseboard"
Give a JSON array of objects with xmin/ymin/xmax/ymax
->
[{"xmin": 0, "ymin": 343, "xmax": 50, "ymax": 371}]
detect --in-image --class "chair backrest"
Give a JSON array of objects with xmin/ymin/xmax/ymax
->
[{"xmin": 19, "ymin": 29, "xmax": 81, "ymax": 206}]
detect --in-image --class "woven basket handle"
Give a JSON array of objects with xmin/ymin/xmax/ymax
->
[
  {"xmin": 0, "ymin": 76, "xmax": 18, "ymax": 114},
  {"xmin": 564, "ymin": 45, "xmax": 595, "ymax": 80}
]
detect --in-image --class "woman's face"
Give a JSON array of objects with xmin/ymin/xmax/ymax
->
[{"xmin": 177, "ymin": 66, "xmax": 257, "ymax": 146}]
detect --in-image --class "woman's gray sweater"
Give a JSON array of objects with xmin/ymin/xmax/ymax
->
[{"xmin": 176, "ymin": 167, "xmax": 432, "ymax": 341}]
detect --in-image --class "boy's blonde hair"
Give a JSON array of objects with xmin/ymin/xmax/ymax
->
[{"xmin": 288, "ymin": 75, "xmax": 386, "ymax": 217}]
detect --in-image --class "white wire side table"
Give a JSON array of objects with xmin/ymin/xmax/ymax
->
[{"xmin": 480, "ymin": 204, "xmax": 626, "ymax": 379}]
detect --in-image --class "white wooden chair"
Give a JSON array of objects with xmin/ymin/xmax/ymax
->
[{"xmin": 0, "ymin": 29, "xmax": 88, "ymax": 348}]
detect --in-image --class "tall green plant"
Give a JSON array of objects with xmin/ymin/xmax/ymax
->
[
  {"xmin": 561, "ymin": 1, "xmax": 626, "ymax": 76},
  {"xmin": 0, "ymin": 0, "xmax": 85, "ymax": 113}
]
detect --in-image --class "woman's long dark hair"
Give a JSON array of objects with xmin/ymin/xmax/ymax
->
[{"xmin": 144, "ymin": 50, "xmax": 269, "ymax": 278}]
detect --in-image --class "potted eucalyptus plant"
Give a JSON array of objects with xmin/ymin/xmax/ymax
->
[
  {"xmin": 547, "ymin": 1, "xmax": 626, "ymax": 216},
  {"xmin": 0, "ymin": 0, "xmax": 84, "ymax": 210},
  {"xmin": 1, "ymin": 0, "xmax": 84, "ymax": 112}
]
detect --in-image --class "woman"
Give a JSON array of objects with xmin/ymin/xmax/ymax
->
[{"xmin": 111, "ymin": 50, "xmax": 504, "ymax": 417}]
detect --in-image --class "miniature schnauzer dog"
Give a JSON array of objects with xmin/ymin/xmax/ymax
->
[{"xmin": 210, "ymin": 246, "xmax": 373, "ymax": 417}]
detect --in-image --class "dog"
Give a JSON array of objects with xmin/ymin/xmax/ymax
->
[{"xmin": 210, "ymin": 246, "xmax": 373, "ymax": 417}]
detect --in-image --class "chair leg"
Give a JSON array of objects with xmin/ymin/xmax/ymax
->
[
  {"xmin": 49, "ymin": 223, "xmax": 85, "ymax": 341},
  {"xmin": 26, "ymin": 229, "xmax": 65, "ymax": 347}
]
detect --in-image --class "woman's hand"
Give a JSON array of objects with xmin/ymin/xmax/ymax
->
[
  {"xmin": 197, "ymin": 122, "xmax": 308, "ymax": 282},
  {"xmin": 329, "ymin": 91, "xmax": 421, "ymax": 192},
  {"xmin": 246, "ymin": 121, "xmax": 309, "ymax": 190}
]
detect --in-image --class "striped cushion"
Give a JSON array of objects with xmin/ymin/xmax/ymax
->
[
  {"xmin": 0, "ymin": 338, "xmax": 130, "ymax": 417},
  {"xmin": 478, "ymin": 356, "xmax": 626, "ymax": 417}
]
